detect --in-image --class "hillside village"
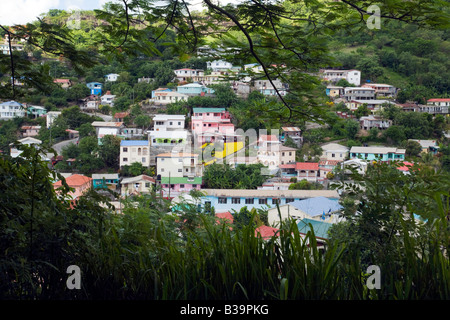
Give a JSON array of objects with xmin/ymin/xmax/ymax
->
[
  {"xmin": 1, "ymin": 1, "xmax": 450, "ymax": 301},
  {"xmin": 2, "ymin": 39, "xmax": 449, "ymax": 242}
]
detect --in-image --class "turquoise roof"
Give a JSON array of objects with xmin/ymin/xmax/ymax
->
[
  {"xmin": 297, "ymin": 218, "xmax": 333, "ymax": 239},
  {"xmin": 192, "ymin": 108, "xmax": 226, "ymax": 113},
  {"xmin": 120, "ymin": 140, "xmax": 149, "ymax": 146},
  {"xmin": 161, "ymin": 176, "xmax": 202, "ymax": 185}
]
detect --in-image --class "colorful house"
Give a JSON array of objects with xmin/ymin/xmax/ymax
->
[
  {"xmin": 92, "ymin": 173, "xmax": 120, "ymax": 190},
  {"xmin": 200, "ymin": 189, "xmax": 340, "ymax": 213},
  {"xmin": 159, "ymin": 176, "xmax": 202, "ymax": 197},
  {"xmin": 86, "ymin": 82, "xmax": 103, "ymax": 95},
  {"xmin": 121, "ymin": 174, "xmax": 155, "ymax": 196},
  {"xmin": 350, "ymin": 146, "xmax": 405, "ymax": 162},
  {"xmin": 191, "ymin": 108, "xmax": 234, "ymax": 141},
  {"xmin": 177, "ymin": 83, "xmax": 215, "ymax": 96},
  {"xmin": 26, "ymin": 105, "xmax": 47, "ymax": 118},
  {"xmin": 53, "ymin": 174, "xmax": 92, "ymax": 200}
]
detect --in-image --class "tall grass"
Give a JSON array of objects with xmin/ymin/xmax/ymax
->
[{"xmin": 76, "ymin": 203, "xmax": 449, "ymax": 300}]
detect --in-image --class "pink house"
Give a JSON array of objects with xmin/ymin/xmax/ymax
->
[
  {"xmin": 53, "ymin": 174, "xmax": 92, "ymax": 200},
  {"xmin": 191, "ymin": 107, "xmax": 234, "ymax": 145}
]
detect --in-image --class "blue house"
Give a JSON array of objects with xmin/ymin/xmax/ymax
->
[
  {"xmin": 91, "ymin": 173, "xmax": 119, "ymax": 190},
  {"xmin": 350, "ymin": 146, "xmax": 406, "ymax": 162},
  {"xmin": 86, "ymin": 82, "xmax": 103, "ymax": 96},
  {"xmin": 200, "ymin": 189, "xmax": 340, "ymax": 213},
  {"xmin": 151, "ymin": 87, "xmax": 172, "ymax": 98},
  {"xmin": 177, "ymin": 83, "xmax": 215, "ymax": 96}
]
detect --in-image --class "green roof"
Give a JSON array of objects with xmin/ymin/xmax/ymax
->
[
  {"xmin": 192, "ymin": 108, "xmax": 226, "ymax": 113},
  {"xmin": 297, "ymin": 218, "xmax": 333, "ymax": 239},
  {"xmin": 160, "ymin": 177, "xmax": 202, "ymax": 185}
]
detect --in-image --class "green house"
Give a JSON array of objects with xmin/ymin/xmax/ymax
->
[{"xmin": 92, "ymin": 173, "xmax": 120, "ymax": 190}]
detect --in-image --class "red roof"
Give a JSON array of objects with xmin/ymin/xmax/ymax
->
[
  {"xmin": 259, "ymin": 134, "xmax": 278, "ymax": 141},
  {"xmin": 53, "ymin": 174, "xmax": 92, "ymax": 188},
  {"xmin": 216, "ymin": 211, "xmax": 233, "ymax": 224},
  {"xmin": 397, "ymin": 161, "xmax": 414, "ymax": 172},
  {"xmin": 295, "ymin": 162, "xmax": 319, "ymax": 171},
  {"xmin": 114, "ymin": 112, "xmax": 129, "ymax": 118},
  {"xmin": 427, "ymin": 98, "xmax": 450, "ymax": 102},
  {"xmin": 255, "ymin": 225, "xmax": 279, "ymax": 239},
  {"xmin": 279, "ymin": 163, "xmax": 296, "ymax": 169}
]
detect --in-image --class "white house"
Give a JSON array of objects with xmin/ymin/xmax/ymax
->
[
  {"xmin": 101, "ymin": 91, "xmax": 116, "ymax": 106},
  {"xmin": 320, "ymin": 143, "xmax": 349, "ymax": 161},
  {"xmin": 120, "ymin": 140, "xmax": 151, "ymax": 168},
  {"xmin": 359, "ymin": 115, "xmax": 392, "ymax": 130},
  {"xmin": 10, "ymin": 137, "xmax": 42, "ymax": 158},
  {"xmin": 427, "ymin": 98, "xmax": 450, "ymax": 107},
  {"xmin": 148, "ymin": 129, "xmax": 189, "ymax": 147},
  {"xmin": 206, "ymin": 60, "xmax": 234, "ymax": 72},
  {"xmin": 121, "ymin": 174, "xmax": 155, "ymax": 196},
  {"xmin": 151, "ymin": 91, "xmax": 188, "ymax": 105},
  {"xmin": 46, "ymin": 111, "xmax": 61, "ymax": 128},
  {"xmin": 320, "ymin": 69, "xmax": 361, "ymax": 86},
  {"xmin": 156, "ymin": 152, "xmax": 202, "ymax": 178},
  {"xmin": 105, "ymin": 73, "xmax": 120, "ymax": 82},
  {"xmin": 174, "ymin": 68, "xmax": 203, "ymax": 82},
  {"xmin": 152, "ymin": 114, "xmax": 186, "ymax": 131},
  {"xmin": 345, "ymin": 99, "xmax": 397, "ymax": 112},
  {"xmin": 0, "ymin": 101, "xmax": 26, "ymax": 120}
]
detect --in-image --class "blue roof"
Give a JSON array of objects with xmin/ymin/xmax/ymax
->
[
  {"xmin": 297, "ymin": 218, "xmax": 333, "ymax": 239},
  {"xmin": 0, "ymin": 100, "xmax": 23, "ymax": 107},
  {"xmin": 120, "ymin": 140, "xmax": 149, "ymax": 146},
  {"xmin": 289, "ymin": 196, "xmax": 343, "ymax": 217}
]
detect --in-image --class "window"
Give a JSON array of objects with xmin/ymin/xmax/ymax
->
[
  {"xmin": 245, "ymin": 198, "xmax": 254, "ymax": 204},
  {"xmin": 123, "ymin": 158, "xmax": 128, "ymax": 162},
  {"xmin": 169, "ymin": 122, "xmax": 173, "ymax": 125},
  {"xmin": 180, "ymin": 184, "xmax": 185, "ymax": 188},
  {"xmin": 286, "ymin": 198, "xmax": 294, "ymax": 203},
  {"xmin": 178, "ymin": 158, "xmax": 183, "ymax": 162},
  {"xmin": 145, "ymin": 183, "xmax": 150, "ymax": 188},
  {"xmin": 142, "ymin": 157, "xmax": 146, "ymax": 163},
  {"xmin": 331, "ymin": 153, "xmax": 335, "ymax": 158},
  {"xmin": 231, "ymin": 198, "xmax": 241, "ymax": 204},
  {"xmin": 218, "ymin": 197, "xmax": 227, "ymax": 204},
  {"xmin": 272, "ymin": 198, "xmax": 280, "ymax": 204},
  {"xmin": 178, "ymin": 122, "xmax": 181, "ymax": 125},
  {"xmin": 123, "ymin": 147, "xmax": 128, "ymax": 152},
  {"xmin": 178, "ymin": 169, "xmax": 182, "ymax": 172},
  {"xmin": 259, "ymin": 198, "xmax": 267, "ymax": 205},
  {"xmin": 161, "ymin": 168, "xmax": 165, "ymax": 172}
]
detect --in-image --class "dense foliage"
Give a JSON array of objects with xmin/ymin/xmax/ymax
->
[{"xmin": 0, "ymin": 148, "xmax": 448, "ymax": 300}]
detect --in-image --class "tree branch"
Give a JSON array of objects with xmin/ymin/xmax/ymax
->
[{"xmin": 202, "ymin": 0, "xmax": 295, "ymax": 120}]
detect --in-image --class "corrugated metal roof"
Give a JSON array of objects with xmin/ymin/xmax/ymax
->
[
  {"xmin": 281, "ymin": 127, "xmax": 301, "ymax": 132},
  {"xmin": 120, "ymin": 140, "xmax": 150, "ymax": 146},
  {"xmin": 296, "ymin": 162, "xmax": 319, "ymax": 171},
  {"xmin": 289, "ymin": 197, "xmax": 343, "ymax": 217},
  {"xmin": 297, "ymin": 218, "xmax": 333, "ymax": 239}
]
